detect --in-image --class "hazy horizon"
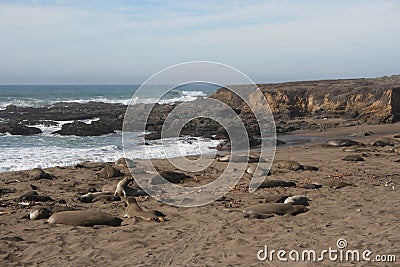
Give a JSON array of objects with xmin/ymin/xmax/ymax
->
[{"xmin": 0, "ymin": 0, "xmax": 399, "ymax": 84}]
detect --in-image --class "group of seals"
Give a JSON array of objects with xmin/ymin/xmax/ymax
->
[{"xmin": 24, "ymin": 158, "xmax": 168, "ymax": 227}]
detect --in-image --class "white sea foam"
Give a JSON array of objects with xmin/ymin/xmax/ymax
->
[
  {"xmin": 0, "ymin": 89, "xmax": 216, "ymax": 173},
  {"xmin": 0, "ymin": 90, "xmax": 208, "ymax": 110},
  {"xmin": 0, "ymin": 135, "xmax": 220, "ymax": 172}
]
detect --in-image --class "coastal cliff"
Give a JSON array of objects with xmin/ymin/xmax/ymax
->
[{"xmin": 210, "ymin": 75, "xmax": 400, "ymax": 123}]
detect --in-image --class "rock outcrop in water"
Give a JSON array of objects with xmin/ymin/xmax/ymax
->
[
  {"xmin": 0, "ymin": 122, "xmax": 42, "ymax": 135},
  {"xmin": 209, "ymin": 75, "xmax": 400, "ymax": 124}
]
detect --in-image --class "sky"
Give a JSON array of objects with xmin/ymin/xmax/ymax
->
[{"xmin": 0, "ymin": 0, "xmax": 399, "ymax": 84}]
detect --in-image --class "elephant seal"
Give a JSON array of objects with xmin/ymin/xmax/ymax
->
[
  {"xmin": 29, "ymin": 168, "xmax": 52, "ymax": 180},
  {"xmin": 17, "ymin": 191, "xmax": 53, "ymax": 202},
  {"xmin": 301, "ymin": 183, "xmax": 322, "ymax": 189},
  {"xmin": 264, "ymin": 194, "xmax": 290, "ymax": 203},
  {"xmin": 342, "ymin": 155, "xmax": 365, "ymax": 162},
  {"xmin": 17, "ymin": 190, "xmax": 38, "ymax": 201},
  {"xmin": 218, "ymin": 155, "xmax": 261, "ymax": 163},
  {"xmin": 317, "ymin": 179, "xmax": 352, "ymax": 189},
  {"xmin": 324, "ymin": 139, "xmax": 364, "ymax": 147},
  {"xmin": 243, "ymin": 203, "xmax": 308, "ymax": 216},
  {"xmin": 74, "ymin": 161, "xmax": 108, "ymax": 169},
  {"xmin": 114, "ymin": 177, "xmax": 146, "ymax": 198},
  {"xmin": 284, "ymin": 195, "xmax": 310, "ymax": 206},
  {"xmin": 91, "ymin": 195, "xmax": 121, "ymax": 203},
  {"xmin": 302, "ymin": 165, "xmax": 319, "ymax": 171},
  {"xmin": 79, "ymin": 191, "xmax": 112, "ymax": 203},
  {"xmin": 30, "ymin": 207, "xmax": 51, "ymax": 220},
  {"xmin": 371, "ymin": 137, "xmax": 398, "ymax": 147},
  {"xmin": 328, "ymin": 180, "xmax": 352, "ymax": 189},
  {"xmin": 275, "ymin": 160, "xmax": 303, "ymax": 171},
  {"xmin": 48, "ymin": 210, "xmax": 122, "ymax": 227},
  {"xmin": 99, "ymin": 166, "xmax": 122, "ymax": 178},
  {"xmin": 123, "ymin": 197, "xmax": 166, "ymax": 222},
  {"xmin": 246, "ymin": 165, "xmax": 270, "ymax": 176},
  {"xmin": 114, "ymin": 157, "xmax": 136, "ymax": 168},
  {"xmin": 148, "ymin": 171, "xmax": 191, "ymax": 185},
  {"xmin": 29, "ymin": 206, "xmax": 76, "ymax": 220},
  {"xmin": 256, "ymin": 179, "xmax": 296, "ymax": 189},
  {"xmin": 272, "ymin": 161, "xmax": 318, "ymax": 172}
]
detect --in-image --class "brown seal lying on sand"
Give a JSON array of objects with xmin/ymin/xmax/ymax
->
[
  {"xmin": 79, "ymin": 191, "xmax": 121, "ymax": 203},
  {"xmin": 28, "ymin": 168, "xmax": 53, "ymax": 180},
  {"xmin": 283, "ymin": 195, "xmax": 310, "ymax": 206},
  {"xmin": 123, "ymin": 197, "xmax": 166, "ymax": 222},
  {"xmin": 17, "ymin": 190, "xmax": 53, "ymax": 202},
  {"xmin": 256, "ymin": 179, "xmax": 296, "ymax": 189},
  {"xmin": 315, "ymin": 179, "xmax": 353, "ymax": 189},
  {"xmin": 148, "ymin": 171, "xmax": 191, "ymax": 185},
  {"xmin": 48, "ymin": 210, "xmax": 122, "ymax": 227},
  {"xmin": 74, "ymin": 161, "xmax": 109, "ymax": 169},
  {"xmin": 98, "ymin": 166, "xmax": 122, "ymax": 178},
  {"xmin": 114, "ymin": 157, "xmax": 136, "ymax": 168},
  {"xmin": 29, "ymin": 206, "xmax": 77, "ymax": 220},
  {"xmin": 324, "ymin": 139, "xmax": 364, "ymax": 147},
  {"xmin": 217, "ymin": 154, "xmax": 262, "ymax": 163},
  {"xmin": 272, "ymin": 160, "xmax": 319, "ymax": 171},
  {"xmin": 243, "ymin": 203, "xmax": 309, "ymax": 217},
  {"xmin": 371, "ymin": 137, "xmax": 399, "ymax": 147}
]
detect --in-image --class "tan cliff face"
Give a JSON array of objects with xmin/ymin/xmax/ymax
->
[{"xmin": 210, "ymin": 75, "xmax": 400, "ymax": 123}]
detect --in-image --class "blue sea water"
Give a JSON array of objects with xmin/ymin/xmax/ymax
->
[{"xmin": 0, "ymin": 84, "xmax": 221, "ymax": 172}]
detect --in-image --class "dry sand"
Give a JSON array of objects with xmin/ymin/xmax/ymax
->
[{"xmin": 1, "ymin": 123, "xmax": 399, "ymax": 266}]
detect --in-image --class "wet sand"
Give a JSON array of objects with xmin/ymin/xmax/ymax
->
[{"xmin": 1, "ymin": 123, "xmax": 399, "ymax": 266}]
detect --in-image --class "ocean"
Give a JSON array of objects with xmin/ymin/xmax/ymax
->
[{"xmin": 0, "ymin": 84, "xmax": 221, "ymax": 172}]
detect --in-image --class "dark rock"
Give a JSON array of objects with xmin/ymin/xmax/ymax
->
[
  {"xmin": 0, "ymin": 122, "xmax": 42, "ymax": 135},
  {"xmin": 342, "ymin": 155, "xmax": 365, "ymax": 162},
  {"xmin": 143, "ymin": 132, "xmax": 161, "ymax": 140},
  {"xmin": 0, "ymin": 188, "xmax": 15, "ymax": 196},
  {"xmin": 53, "ymin": 120, "xmax": 118, "ymax": 136},
  {"xmin": 302, "ymin": 183, "xmax": 323, "ymax": 189}
]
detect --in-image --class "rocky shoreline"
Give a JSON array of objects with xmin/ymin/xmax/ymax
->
[{"xmin": 1, "ymin": 75, "xmax": 399, "ymax": 139}]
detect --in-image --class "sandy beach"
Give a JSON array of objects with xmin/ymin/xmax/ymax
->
[{"xmin": 1, "ymin": 122, "xmax": 399, "ymax": 266}]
